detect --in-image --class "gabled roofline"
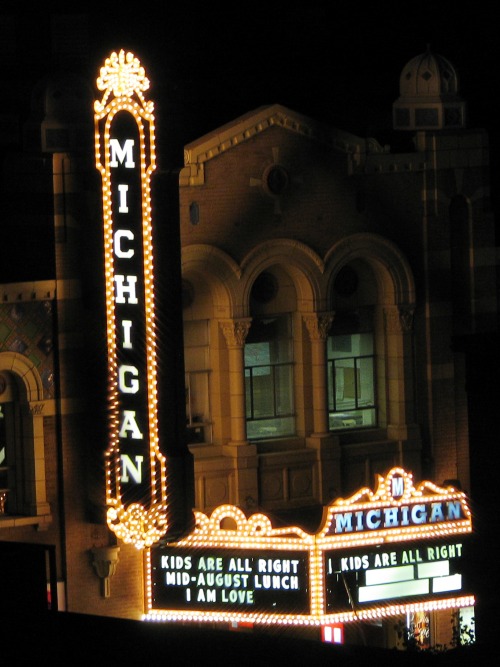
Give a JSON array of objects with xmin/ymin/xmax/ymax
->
[{"xmin": 181, "ymin": 104, "xmax": 380, "ymax": 186}]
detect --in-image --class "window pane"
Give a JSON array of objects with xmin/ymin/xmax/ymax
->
[
  {"xmin": 328, "ymin": 331, "xmax": 376, "ymax": 431},
  {"xmin": 244, "ymin": 342, "xmax": 270, "ymax": 368},
  {"xmin": 335, "ymin": 359, "xmax": 356, "ymax": 410},
  {"xmin": 246, "ymin": 416, "xmax": 295, "ymax": 440},
  {"xmin": 275, "ymin": 364, "xmax": 293, "ymax": 415},
  {"xmin": 245, "ymin": 315, "xmax": 294, "ymax": 439},
  {"xmin": 250, "ymin": 366, "xmax": 273, "ymax": 418},
  {"xmin": 358, "ymin": 356, "xmax": 374, "ymax": 405}
]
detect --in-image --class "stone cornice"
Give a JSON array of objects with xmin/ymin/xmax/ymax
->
[{"xmin": 0, "ymin": 280, "xmax": 56, "ymax": 303}]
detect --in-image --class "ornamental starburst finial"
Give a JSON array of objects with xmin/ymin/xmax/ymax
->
[{"xmin": 95, "ymin": 49, "xmax": 151, "ymax": 111}]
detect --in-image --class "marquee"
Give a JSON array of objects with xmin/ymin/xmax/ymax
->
[{"xmin": 144, "ymin": 468, "xmax": 473, "ymax": 626}]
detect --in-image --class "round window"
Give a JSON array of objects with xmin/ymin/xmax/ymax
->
[
  {"xmin": 334, "ymin": 265, "xmax": 359, "ymax": 297},
  {"xmin": 251, "ymin": 272, "xmax": 278, "ymax": 304},
  {"xmin": 264, "ymin": 164, "xmax": 289, "ymax": 196}
]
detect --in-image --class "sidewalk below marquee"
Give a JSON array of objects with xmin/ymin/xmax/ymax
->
[{"xmin": 2, "ymin": 611, "xmax": 489, "ymax": 665}]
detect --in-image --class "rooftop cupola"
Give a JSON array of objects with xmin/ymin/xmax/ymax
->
[{"xmin": 393, "ymin": 46, "xmax": 466, "ymax": 131}]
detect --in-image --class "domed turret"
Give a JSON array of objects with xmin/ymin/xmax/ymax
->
[{"xmin": 393, "ymin": 46, "xmax": 466, "ymax": 131}]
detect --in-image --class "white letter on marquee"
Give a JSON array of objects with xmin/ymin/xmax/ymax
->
[
  {"xmin": 114, "ymin": 275, "xmax": 138, "ymax": 304},
  {"xmin": 109, "ymin": 139, "xmax": 135, "ymax": 168},
  {"xmin": 391, "ymin": 476, "xmax": 404, "ymax": 498},
  {"xmin": 114, "ymin": 229, "xmax": 135, "ymax": 258},
  {"xmin": 119, "ymin": 410, "xmax": 144, "ymax": 439},
  {"xmin": 119, "ymin": 365, "xmax": 139, "ymax": 393},
  {"xmin": 121, "ymin": 454, "xmax": 144, "ymax": 483},
  {"xmin": 335, "ymin": 513, "xmax": 353, "ymax": 533}
]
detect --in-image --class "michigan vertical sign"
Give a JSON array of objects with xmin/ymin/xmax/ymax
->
[{"xmin": 95, "ymin": 50, "xmax": 168, "ymax": 548}]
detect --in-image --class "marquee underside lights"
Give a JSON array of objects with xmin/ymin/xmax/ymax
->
[
  {"xmin": 144, "ymin": 468, "xmax": 474, "ymax": 626},
  {"xmin": 95, "ymin": 50, "xmax": 167, "ymax": 548}
]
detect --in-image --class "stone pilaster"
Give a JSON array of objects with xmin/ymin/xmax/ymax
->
[
  {"xmin": 303, "ymin": 312, "xmax": 340, "ymax": 503},
  {"xmin": 219, "ymin": 318, "xmax": 258, "ymax": 507}
]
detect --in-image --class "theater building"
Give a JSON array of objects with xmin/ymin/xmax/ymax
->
[
  {"xmin": 179, "ymin": 48, "xmax": 495, "ymax": 514},
  {"xmin": 0, "ymin": 31, "xmax": 497, "ymax": 650}
]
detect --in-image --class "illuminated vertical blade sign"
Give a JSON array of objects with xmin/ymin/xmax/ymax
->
[{"xmin": 94, "ymin": 50, "xmax": 167, "ymax": 548}]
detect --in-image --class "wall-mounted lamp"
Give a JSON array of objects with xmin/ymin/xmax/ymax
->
[{"xmin": 91, "ymin": 546, "xmax": 120, "ymax": 598}]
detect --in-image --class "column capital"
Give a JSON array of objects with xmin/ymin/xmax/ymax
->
[
  {"xmin": 303, "ymin": 312, "xmax": 335, "ymax": 342},
  {"xmin": 384, "ymin": 305, "xmax": 415, "ymax": 334},
  {"xmin": 219, "ymin": 318, "xmax": 252, "ymax": 348}
]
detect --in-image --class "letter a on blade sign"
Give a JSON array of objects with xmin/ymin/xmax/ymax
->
[{"xmin": 95, "ymin": 50, "xmax": 168, "ymax": 549}]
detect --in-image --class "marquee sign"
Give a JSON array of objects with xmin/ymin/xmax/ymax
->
[
  {"xmin": 324, "ymin": 538, "xmax": 471, "ymax": 612},
  {"xmin": 316, "ymin": 467, "xmax": 471, "ymax": 544},
  {"xmin": 95, "ymin": 50, "xmax": 168, "ymax": 548},
  {"xmin": 144, "ymin": 468, "xmax": 474, "ymax": 625},
  {"xmin": 151, "ymin": 547, "xmax": 310, "ymax": 613},
  {"xmin": 146, "ymin": 505, "xmax": 316, "ymax": 624}
]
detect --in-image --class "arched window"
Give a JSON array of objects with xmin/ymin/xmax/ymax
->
[
  {"xmin": 328, "ymin": 264, "xmax": 377, "ymax": 431},
  {"xmin": 0, "ymin": 356, "xmax": 50, "ymax": 524},
  {"xmin": 245, "ymin": 270, "xmax": 295, "ymax": 440},
  {"xmin": 245, "ymin": 315, "xmax": 294, "ymax": 439},
  {"xmin": 0, "ymin": 373, "xmax": 22, "ymax": 514},
  {"xmin": 327, "ymin": 309, "xmax": 376, "ymax": 429},
  {"xmin": 0, "ymin": 372, "xmax": 26, "ymax": 515}
]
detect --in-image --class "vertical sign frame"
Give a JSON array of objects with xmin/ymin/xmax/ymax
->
[{"xmin": 94, "ymin": 50, "xmax": 168, "ymax": 548}]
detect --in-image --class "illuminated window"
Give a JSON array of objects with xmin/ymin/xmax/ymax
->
[
  {"xmin": 407, "ymin": 610, "xmax": 431, "ymax": 649},
  {"xmin": 0, "ymin": 375, "xmax": 20, "ymax": 515},
  {"xmin": 0, "ymin": 403, "xmax": 11, "ymax": 514},
  {"xmin": 184, "ymin": 320, "xmax": 212, "ymax": 444},
  {"xmin": 0, "ymin": 377, "xmax": 24, "ymax": 515},
  {"xmin": 245, "ymin": 315, "xmax": 294, "ymax": 439},
  {"xmin": 0, "ymin": 364, "xmax": 50, "ymax": 524},
  {"xmin": 456, "ymin": 606, "xmax": 475, "ymax": 646},
  {"xmin": 327, "ymin": 310, "xmax": 376, "ymax": 430}
]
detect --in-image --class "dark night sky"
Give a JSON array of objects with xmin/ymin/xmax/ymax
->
[
  {"xmin": 84, "ymin": 2, "xmax": 498, "ymax": 141},
  {"xmin": 1, "ymin": 0, "xmax": 498, "ymax": 208},
  {"xmin": 71, "ymin": 1, "xmax": 498, "ymax": 218},
  {"xmin": 68, "ymin": 1, "xmax": 497, "ymax": 201},
  {"xmin": 2, "ymin": 1, "xmax": 496, "ymax": 283},
  {"xmin": 5, "ymin": 1, "xmax": 498, "ymax": 154}
]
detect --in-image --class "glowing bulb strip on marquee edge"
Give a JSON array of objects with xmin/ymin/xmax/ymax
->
[
  {"xmin": 144, "ymin": 469, "xmax": 474, "ymax": 626},
  {"xmin": 95, "ymin": 50, "xmax": 168, "ymax": 548}
]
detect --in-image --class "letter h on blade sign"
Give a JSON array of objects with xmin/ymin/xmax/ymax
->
[{"xmin": 94, "ymin": 50, "xmax": 167, "ymax": 549}]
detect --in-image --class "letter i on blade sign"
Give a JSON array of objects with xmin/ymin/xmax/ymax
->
[{"xmin": 94, "ymin": 50, "xmax": 168, "ymax": 549}]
